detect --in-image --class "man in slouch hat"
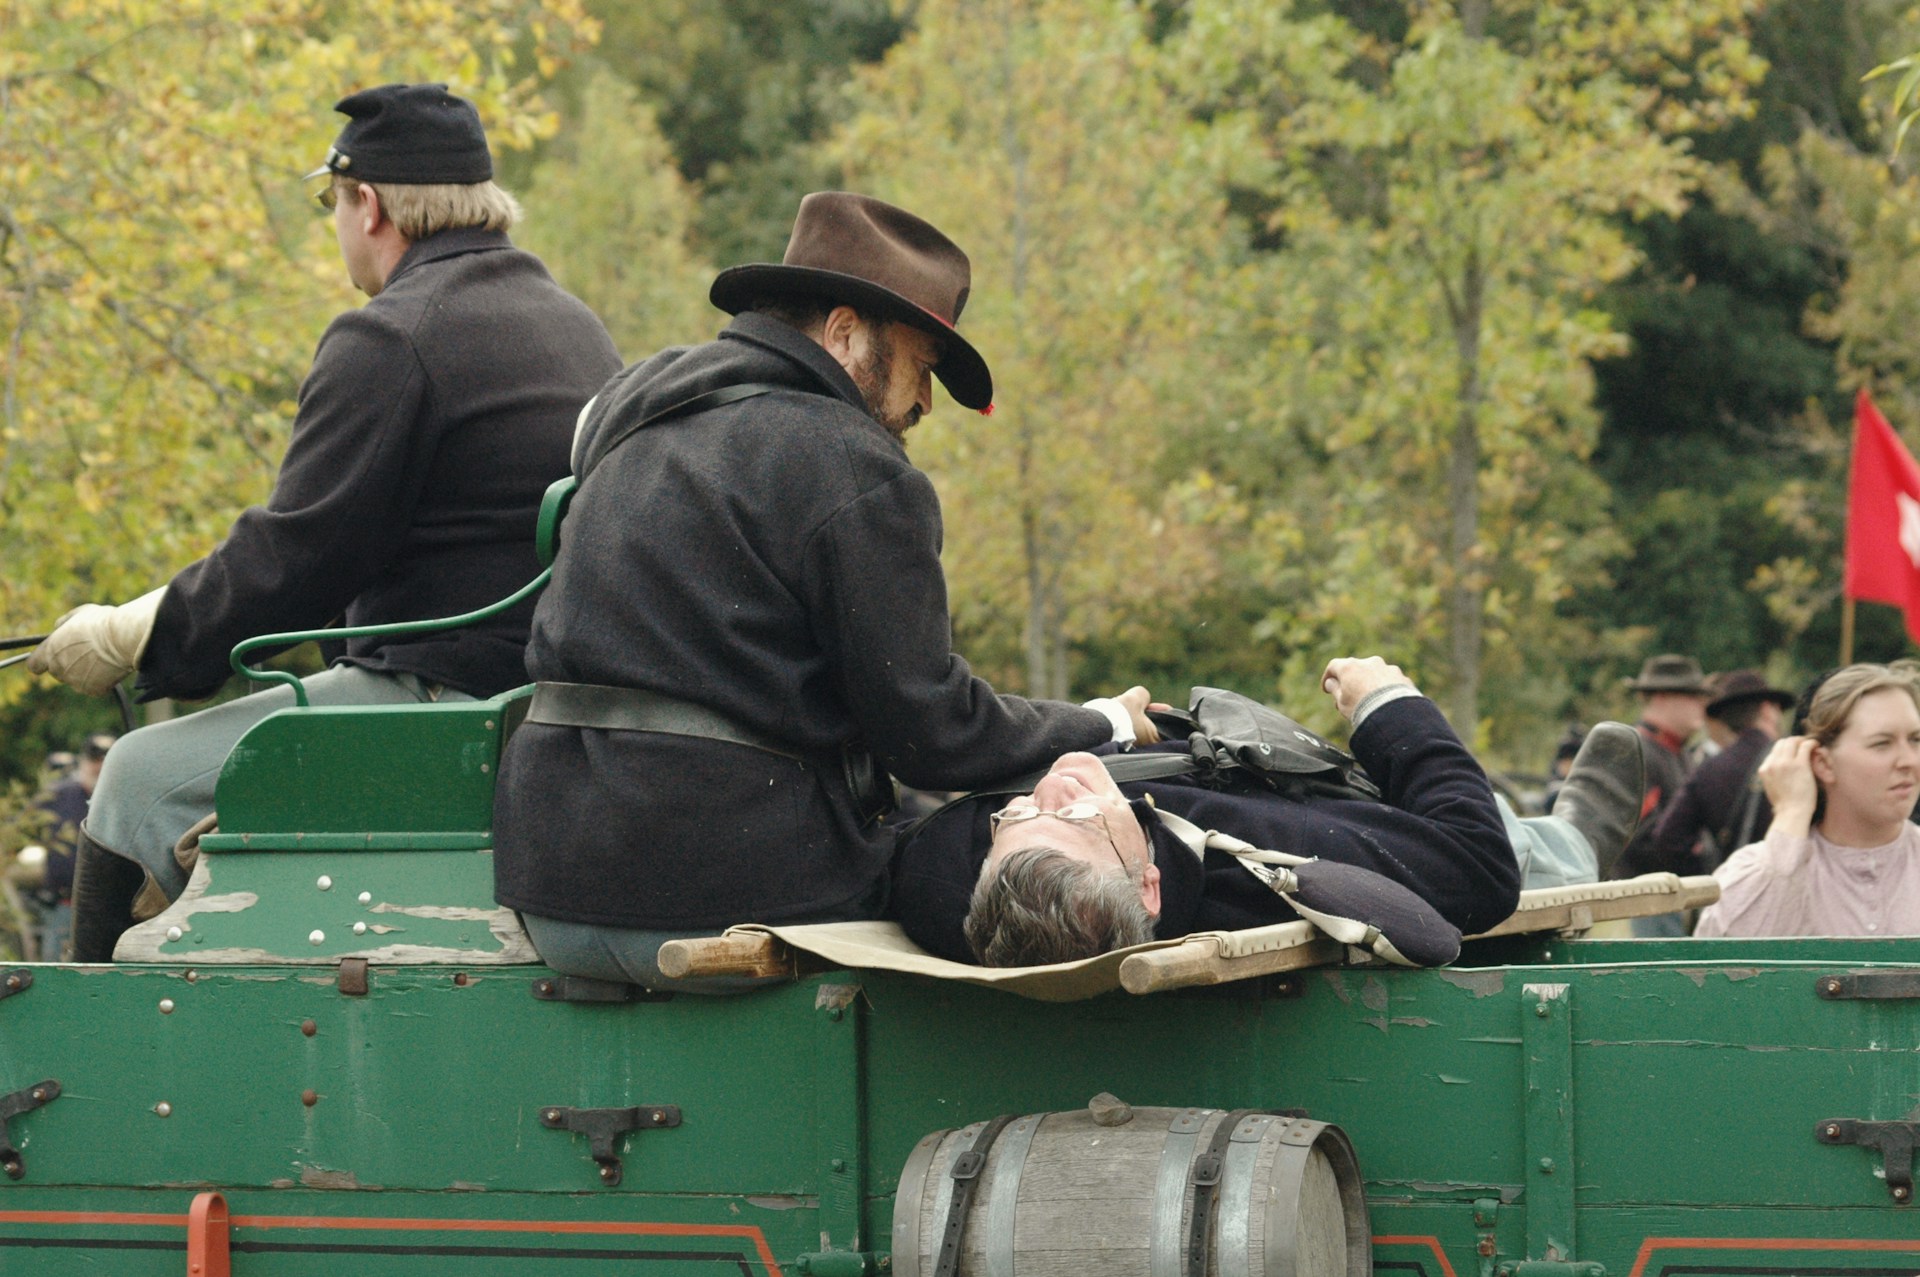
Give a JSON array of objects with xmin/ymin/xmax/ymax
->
[
  {"xmin": 1650, "ymin": 670, "xmax": 1796, "ymax": 873},
  {"xmin": 1611, "ymin": 654, "xmax": 1712, "ymax": 934},
  {"xmin": 33, "ymin": 84, "xmax": 620, "ymax": 959},
  {"xmin": 492, "ymin": 192, "xmax": 1157, "ymax": 990}
]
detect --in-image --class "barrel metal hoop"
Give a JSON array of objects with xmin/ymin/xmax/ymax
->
[
  {"xmin": 1264, "ymin": 1120, "xmax": 1372, "ymax": 1277},
  {"xmin": 1220, "ymin": 1115, "xmax": 1281, "ymax": 1277},
  {"xmin": 1154, "ymin": 1110, "xmax": 1211, "ymax": 1277},
  {"xmin": 934, "ymin": 1113, "xmax": 1019, "ymax": 1277},
  {"xmin": 981, "ymin": 1114, "xmax": 1042, "ymax": 1277},
  {"xmin": 891, "ymin": 1130, "xmax": 949, "ymax": 1277},
  {"xmin": 1186, "ymin": 1108, "xmax": 1258, "ymax": 1277}
]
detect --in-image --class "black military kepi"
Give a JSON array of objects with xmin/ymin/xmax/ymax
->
[{"xmin": 303, "ymin": 83, "xmax": 492, "ymax": 185}]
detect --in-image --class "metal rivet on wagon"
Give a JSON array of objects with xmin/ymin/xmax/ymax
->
[
  {"xmin": 317, "ymin": 875, "xmax": 333, "ymax": 891},
  {"xmin": 159, "ymin": 999, "xmax": 175, "ymax": 1014},
  {"xmin": 358, "ymin": 892, "xmax": 372, "ymax": 905},
  {"xmin": 301, "ymin": 1020, "xmax": 317, "ymax": 1037},
  {"xmin": 166, "ymin": 926, "xmax": 182, "ymax": 942},
  {"xmin": 154, "ymin": 1102, "xmax": 172, "ymax": 1118},
  {"xmin": 309, "ymin": 930, "xmax": 326, "ymax": 945},
  {"xmin": 353, "ymin": 922, "xmax": 367, "ymax": 936},
  {"xmin": 302, "ymin": 1090, "xmax": 318, "ymax": 1108}
]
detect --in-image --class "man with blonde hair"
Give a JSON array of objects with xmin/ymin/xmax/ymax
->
[{"xmin": 32, "ymin": 83, "xmax": 620, "ymax": 959}]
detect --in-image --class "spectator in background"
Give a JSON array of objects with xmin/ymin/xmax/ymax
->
[
  {"xmin": 1649, "ymin": 671, "xmax": 1795, "ymax": 880},
  {"xmin": 30, "ymin": 733, "xmax": 115, "ymax": 960},
  {"xmin": 1696, "ymin": 661, "xmax": 1920, "ymax": 938},
  {"xmin": 1611, "ymin": 654, "xmax": 1711, "ymax": 937}
]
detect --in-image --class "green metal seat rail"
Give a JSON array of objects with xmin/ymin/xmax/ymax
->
[
  {"xmin": 227, "ymin": 567, "xmax": 551, "ymax": 707},
  {"xmin": 227, "ymin": 476, "xmax": 578, "ymax": 706}
]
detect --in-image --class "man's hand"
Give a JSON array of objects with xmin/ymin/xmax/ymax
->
[
  {"xmin": 1756, "ymin": 735, "xmax": 1819, "ymax": 840},
  {"xmin": 1320, "ymin": 656, "xmax": 1413, "ymax": 721},
  {"xmin": 27, "ymin": 588, "xmax": 166, "ymax": 697},
  {"xmin": 1114, "ymin": 685, "xmax": 1162, "ymax": 745}
]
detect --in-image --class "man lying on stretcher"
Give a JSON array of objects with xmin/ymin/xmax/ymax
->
[{"xmin": 889, "ymin": 657, "xmax": 1647, "ymax": 967}]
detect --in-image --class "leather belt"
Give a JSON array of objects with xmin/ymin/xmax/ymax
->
[{"xmin": 527, "ymin": 682, "xmax": 804, "ymax": 762}]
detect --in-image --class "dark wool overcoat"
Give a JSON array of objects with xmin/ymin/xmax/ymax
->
[
  {"xmin": 491, "ymin": 313, "xmax": 1112, "ymax": 931},
  {"xmin": 890, "ymin": 696, "xmax": 1523, "ymax": 964},
  {"xmin": 137, "ymin": 228, "xmax": 620, "ymax": 702},
  {"xmin": 1649, "ymin": 725, "xmax": 1771, "ymax": 870}
]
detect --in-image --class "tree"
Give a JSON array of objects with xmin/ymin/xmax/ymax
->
[
  {"xmin": 826, "ymin": 0, "xmax": 1242, "ymax": 700},
  {"xmin": 514, "ymin": 68, "xmax": 717, "ymax": 360},
  {"xmin": 0, "ymin": 1, "xmax": 597, "ymax": 664},
  {"xmin": 1163, "ymin": 0, "xmax": 1764, "ymax": 745}
]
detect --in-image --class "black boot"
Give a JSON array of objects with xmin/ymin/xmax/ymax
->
[
  {"xmin": 66, "ymin": 830, "xmax": 145, "ymax": 963},
  {"xmin": 1553, "ymin": 722, "xmax": 1646, "ymax": 879}
]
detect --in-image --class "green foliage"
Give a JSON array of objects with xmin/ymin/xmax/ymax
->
[
  {"xmin": 514, "ymin": 69, "xmax": 718, "ymax": 358},
  {"xmin": 570, "ymin": 0, "xmax": 908, "ymax": 264},
  {"xmin": 828, "ymin": 0, "xmax": 1243, "ymax": 700},
  {"xmin": 13, "ymin": 0, "xmax": 1920, "ymax": 788}
]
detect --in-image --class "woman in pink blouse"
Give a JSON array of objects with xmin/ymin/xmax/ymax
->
[{"xmin": 1695, "ymin": 661, "xmax": 1920, "ymax": 938}]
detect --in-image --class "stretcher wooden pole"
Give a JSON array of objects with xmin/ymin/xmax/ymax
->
[
  {"xmin": 656, "ymin": 933, "xmax": 793, "ymax": 980},
  {"xmin": 1119, "ymin": 875, "xmax": 1722, "ymax": 996},
  {"xmin": 1118, "ymin": 933, "xmax": 1344, "ymax": 996}
]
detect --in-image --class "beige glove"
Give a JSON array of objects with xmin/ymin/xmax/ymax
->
[{"xmin": 27, "ymin": 587, "xmax": 167, "ymax": 697}]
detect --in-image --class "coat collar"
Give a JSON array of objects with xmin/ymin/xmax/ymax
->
[
  {"xmin": 385, "ymin": 227, "xmax": 513, "ymax": 290},
  {"xmin": 720, "ymin": 311, "xmax": 873, "ymax": 419}
]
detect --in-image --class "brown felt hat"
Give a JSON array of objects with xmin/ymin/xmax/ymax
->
[
  {"xmin": 1706, "ymin": 669, "xmax": 1795, "ymax": 718},
  {"xmin": 709, "ymin": 192, "xmax": 993, "ymax": 410},
  {"xmin": 1625, "ymin": 654, "xmax": 1710, "ymax": 695}
]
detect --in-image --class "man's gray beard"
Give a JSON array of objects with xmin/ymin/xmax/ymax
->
[{"xmin": 850, "ymin": 326, "xmax": 919, "ymax": 440}]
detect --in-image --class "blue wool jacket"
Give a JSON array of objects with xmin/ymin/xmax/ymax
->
[{"xmin": 890, "ymin": 696, "xmax": 1522, "ymax": 964}]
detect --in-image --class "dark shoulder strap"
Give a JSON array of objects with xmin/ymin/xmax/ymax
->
[{"xmin": 578, "ymin": 382, "xmax": 785, "ymax": 480}]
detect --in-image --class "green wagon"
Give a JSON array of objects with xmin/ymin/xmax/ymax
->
[{"xmin": 0, "ymin": 676, "xmax": 1914, "ymax": 1277}]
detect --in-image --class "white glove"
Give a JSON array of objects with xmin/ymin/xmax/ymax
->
[{"xmin": 27, "ymin": 587, "xmax": 167, "ymax": 697}]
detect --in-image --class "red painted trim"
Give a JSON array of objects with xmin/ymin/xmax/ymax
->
[
  {"xmin": 1627, "ymin": 1236, "xmax": 1920, "ymax": 1277},
  {"xmin": 0, "ymin": 1209, "xmax": 786, "ymax": 1275},
  {"xmin": 0, "ymin": 1211, "xmax": 186, "ymax": 1226},
  {"xmin": 1374, "ymin": 1234, "xmax": 1461, "ymax": 1277}
]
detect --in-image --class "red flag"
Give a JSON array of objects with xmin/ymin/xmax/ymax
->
[{"xmin": 1845, "ymin": 388, "xmax": 1920, "ymax": 643}]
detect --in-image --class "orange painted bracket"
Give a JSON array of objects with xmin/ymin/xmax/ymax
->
[{"xmin": 186, "ymin": 1192, "xmax": 230, "ymax": 1277}]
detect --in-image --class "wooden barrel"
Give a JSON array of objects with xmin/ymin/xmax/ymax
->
[{"xmin": 891, "ymin": 1101, "xmax": 1370, "ymax": 1277}]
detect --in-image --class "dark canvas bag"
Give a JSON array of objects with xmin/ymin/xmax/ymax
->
[{"xmin": 1128, "ymin": 686, "xmax": 1382, "ymax": 802}]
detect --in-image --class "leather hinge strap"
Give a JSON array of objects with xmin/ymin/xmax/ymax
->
[
  {"xmin": 934, "ymin": 1113, "xmax": 1019, "ymax": 1277},
  {"xmin": 527, "ymin": 682, "xmax": 805, "ymax": 762},
  {"xmin": 1186, "ymin": 1108, "xmax": 1259, "ymax": 1277}
]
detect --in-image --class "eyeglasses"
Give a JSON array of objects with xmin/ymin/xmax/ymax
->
[
  {"xmin": 313, "ymin": 181, "xmax": 338, "ymax": 212},
  {"xmin": 990, "ymin": 799, "xmax": 1131, "ymax": 876}
]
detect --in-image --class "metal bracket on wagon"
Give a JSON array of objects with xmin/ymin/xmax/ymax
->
[
  {"xmin": 0, "ymin": 1079, "xmax": 60, "ymax": 1179},
  {"xmin": 538, "ymin": 1103, "xmax": 682, "ymax": 1186},
  {"xmin": 0, "ymin": 969, "xmax": 31, "ymax": 1001},
  {"xmin": 530, "ymin": 974, "xmax": 672, "ymax": 1004},
  {"xmin": 1816, "ymin": 970, "xmax": 1920, "ymax": 1000},
  {"xmin": 1816, "ymin": 1113, "xmax": 1919, "ymax": 1203}
]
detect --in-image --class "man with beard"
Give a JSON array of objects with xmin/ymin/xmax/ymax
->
[{"xmin": 492, "ymin": 193, "xmax": 1154, "ymax": 990}]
